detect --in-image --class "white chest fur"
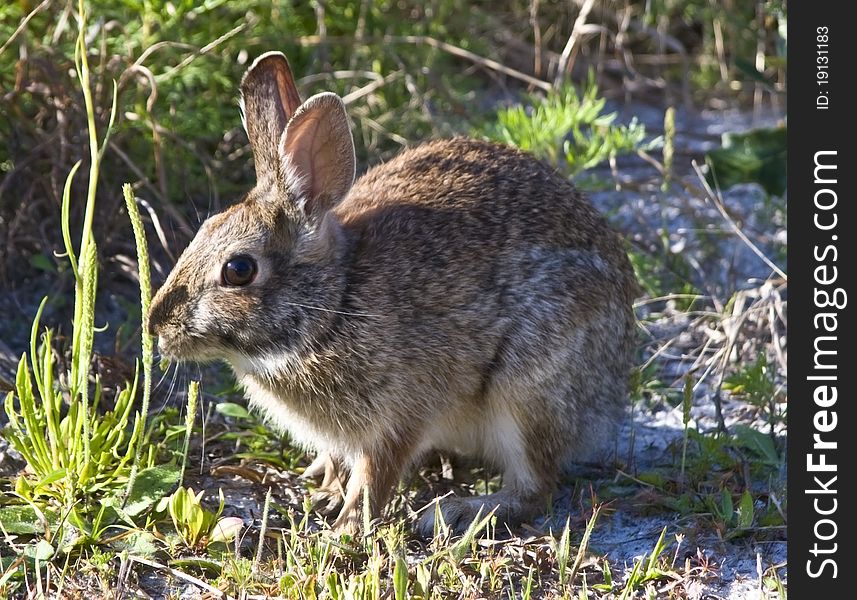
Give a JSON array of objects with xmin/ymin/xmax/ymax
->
[{"xmin": 229, "ymin": 351, "xmax": 375, "ymax": 462}]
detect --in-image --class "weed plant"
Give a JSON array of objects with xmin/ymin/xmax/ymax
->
[
  {"xmin": 481, "ymin": 79, "xmax": 654, "ymax": 177},
  {"xmin": 1, "ymin": 2, "xmax": 150, "ymax": 540}
]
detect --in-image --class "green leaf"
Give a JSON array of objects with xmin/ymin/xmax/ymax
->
[
  {"xmin": 34, "ymin": 468, "xmax": 68, "ymax": 491},
  {"xmin": 393, "ymin": 554, "xmax": 408, "ymax": 600},
  {"xmin": 123, "ymin": 465, "xmax": 181, "ymax": 517},
  {"xmin": 23, "ymin": 539, "xmax": 55, "ymax": 561},
  {"xmin": 737, "ymin": 490, "xmax": 755, "ymax": 531},
  {"xmin": 732, "ymin": 425, "xmax": 780, "ymax": 464},
  {"xmin": 720, "ymin": 489, "xmax": 734, "ymax": 525},
  {"xmin": 29, "ymin": 254, "xmax": 55, "ymax": 273},
  {"xmin": 0, "ymin": 506, "xmax": 52, "ymax": 534},
  {"xmin": 170, "ymin": 557, "xmax": 223, "ymax": 576},
  {"xmin": 449, "ymin": 506, "xmax": 495, "ymax": 564},
  {"xmin": 215, "ymin": 402, "xmax": 252, "ymax": 420},
  {"xmin": 169, "ymin": 487, "xmax": 189, "ymax": 523},
  {"xmin": 189, "ymin": 505, "xmax": 206, "ymax": 543},
  {"xmin": 112, "ymin": 530, "xmax": 160, "ymax": 557},
  {"xmin": 705, "ymin": 127, "xmax": 786, "ymax": 196},
  {"xmin": 93, "ymin": 498, "xmax": 136, "ymax": 529},
  {"xmin": 644, "ymin": 527, "xmax": 668, "ymax": 577}
]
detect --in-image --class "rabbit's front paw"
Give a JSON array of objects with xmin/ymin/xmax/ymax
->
[
  {"xmin": 302, "ymin": 452, "xmax": 348, "ymax": 516},
  {"xmin": 332, "ymin": 509, "xmax": 361, "ymax": 537},
  {"xmin": 300, "ymin": 453, "xmax": 331, "ymax": 480}
]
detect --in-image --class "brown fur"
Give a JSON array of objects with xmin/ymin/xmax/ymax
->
[{"xmin": 148, "ymin": 52, "xmax": 639, "ymax": 537}]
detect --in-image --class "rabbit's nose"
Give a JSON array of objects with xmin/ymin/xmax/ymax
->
[
  {"xmin": 146, "ymin": 301, "xmax": 165, "ymax": 337},
  {"xmin": 147, "ymin": 284, "xmax": 189, "ymax": 337}
]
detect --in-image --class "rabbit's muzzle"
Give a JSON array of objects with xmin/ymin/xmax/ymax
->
[{"xmin": 147, "ymin": 283, "xmax": 191, "ymax": 354}]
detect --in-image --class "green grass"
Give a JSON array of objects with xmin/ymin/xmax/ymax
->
[
  {"xmin": 0, "ymin": 0, "xmax": 787, "ymax": 597},
  {"xmin": 1, "ymin": 0, "xmax": 150, "ymax": 549},
  {"xmin": 479, "ymin": 78, "xmax": 655, "ymax": 177},
  {"xmin": 0, "ymin": 1, "xmax": 178, "ymax": 585}
]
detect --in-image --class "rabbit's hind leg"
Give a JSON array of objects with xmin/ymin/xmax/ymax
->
[
  {"xmin": 414, "ymin": 406, "xmax": 551, "ymax": 538},
  {"xmin": 414, "ymin": 487, "xmax": 545, "ymax": 538}
]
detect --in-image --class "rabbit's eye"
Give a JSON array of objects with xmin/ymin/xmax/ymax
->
[{"xmin": 222, "ymin": 255, "xmax": 257, "ymax": 287}]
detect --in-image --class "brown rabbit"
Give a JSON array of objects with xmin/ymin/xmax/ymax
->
[{"xmin": 148, "ymin": 51, "xmax": 639, "ymax": 536}]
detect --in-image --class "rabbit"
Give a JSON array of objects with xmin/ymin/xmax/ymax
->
[{"xmin": 147, "ymin": 51, "xmax": 640, "ymax": 537}]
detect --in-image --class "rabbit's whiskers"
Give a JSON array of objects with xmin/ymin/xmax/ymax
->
[{"xmin": 282, "ymin": 300, "xmax": 379, "ymax": 318}]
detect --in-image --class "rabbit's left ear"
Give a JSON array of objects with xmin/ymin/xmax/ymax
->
[
  {"xmin": 278, "ymin": 92, "xmax": 356, "ymax": 217},
  {"xmin": 241, "ymin": 52, "xmax": 303, "ymax": 181}
]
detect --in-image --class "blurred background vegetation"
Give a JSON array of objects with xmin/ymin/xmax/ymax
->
[{"xmin": 1, "ymin": 0, "xmax": 785, "ymax": 286}]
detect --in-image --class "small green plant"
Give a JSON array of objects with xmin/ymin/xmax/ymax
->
[
  {"xmin": 553, "ymin": 517, "xmax": 573, "ymax": 589},
  {"xmin": 482, "ymin": 78, "xmax": 654, "ymax": 176},
  {"xmin": 0, "ymin": 1, "xmax": 149, "ymax": 539},
  {"xmin": 165, "ymin": 486, "xmax": 242, "ymax": 552},
  {"xmin": 221, "ymin": 556, "xmax": 259, "ymax": 596},
  {"xmin": 723, "ymin": 353, "xmax": 785, "ymax": 434},
  {"xmin": 214, "ymin": 401, "xmax": 305, "ymax": 471},
  {"xmin": 567, "ymin": 505, "xmax": 601, "ymax": 587},
  {"xmin": 617, "ymin": 526, "xmax": 675, "ymax": 598},
  {"xmin": 705, "ymin": 127, "xmax": 787, "ymax": 196},
  {"xmin": 628, "ymin": 247, "xmax": 699, "ymax": 302},
  {"xmin": 707, "ymin": 488, "xmax": 755, "ymax": 540},
  {"xmin": 0, "ymin": 3, "xmax": 185, "ymax": 571}
]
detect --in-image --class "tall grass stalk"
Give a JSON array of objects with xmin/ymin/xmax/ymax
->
[
  {"xmin": 1, "ymin": 0, "xmax": 143, "ymax": 524},
  {"xmin": 681, "ymin": 375, "xmax": 693, "ymax": 480},
  {"xmin": 178, "ymin": 381, "xmax": 200, "ymax": 488},
  {"xmin": 122, "ymin": 183, "xmax": 155, "ymax": 497},
  {"xmin": 68, "ymin": 0, "xmax": 118, "ymax": 467},
  {"xmin": 255, "ymin": 487, "xmax": 273, "ymax": 570},
  {"xmin": 662, "ymin": 106, "xmax": 676, "ymax": 191}
]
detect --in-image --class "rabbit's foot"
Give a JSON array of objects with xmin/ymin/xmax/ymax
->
[
  {"xmin": 301, "ymin": 452, "xmax": 348, "ymax": 515},
  {"xmin": 415, "ymin": 492, "xmax": 536, "ymax": 538},
  {"xmin": 332, "ymin": 511, "xmax": 361, "ymax": 537},
  {"xmin": 300, "ymin": 453, "xmax": 330, "ymax": 480},
  {"xmin": 310, "ymin": 486, "xmax": 345, "ymax": 516},
  {"xmin": 330, "ymin": 449, "xmax": 404, "ymax": 536},
  {"xmin": 301, "ymin": 452, "xmax": 348, "ymax": 486}
]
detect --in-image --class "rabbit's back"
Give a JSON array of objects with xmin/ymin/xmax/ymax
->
[
  {"xmin": 328, "ymin": 138, "xmax": 638, "ymax": 464},
  {"xmin": 338, "ymin": 138, "xmax": 635, "ymax": 289}
]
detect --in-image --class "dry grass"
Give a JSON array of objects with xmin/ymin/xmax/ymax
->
[{"xmin": 0, "ymin": 1, "xmax": 786, "ymax": 598}]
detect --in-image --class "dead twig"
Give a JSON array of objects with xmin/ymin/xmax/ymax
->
[
  {"xmin": 106, "ymin": 140, "xmax": 194, "ymax": 241},
  {"xmin": 156, "ymin": 16, "xmax": 258, "ymax": 83},
  {"xmin": 0, "ymin": 0, "xmax": 52, "ymax": 57},
  {"xmin": 294, "ymin": 34, "xmax": 553, "ymax": 92},
  {"xmin": 691, "ymin": 160, "xmax": 787, "ymax": 281},
  {"xmin": 341, "ymin": 70, "xmax": 403, "ymax": 105},
  {"xmin": 554, "ymin": 0, "xmax": 597, "ymax": 88}
]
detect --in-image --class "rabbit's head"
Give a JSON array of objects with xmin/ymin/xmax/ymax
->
[{"xmin": 147, "ymin": 52, "xmax": 356, "ymax": 367}]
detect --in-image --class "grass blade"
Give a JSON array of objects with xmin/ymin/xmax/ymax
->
[
  {"xmin": 567, "ymin": 504, "xmax": 601, "ymax": 586},
  {"xmin": 122, "ymin": 182, "xmax": 155, "ymax": 496}
]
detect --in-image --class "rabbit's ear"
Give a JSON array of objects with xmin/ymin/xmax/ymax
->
[
  {"xmin": 279, "ymin": 92, "xmax": 356, "ymax": 216},
  {"xmin": 240, "ymin": 52, "xmax": 303, "ymax": 180}
]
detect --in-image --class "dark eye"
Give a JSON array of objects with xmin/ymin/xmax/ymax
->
[{"xmin": 221, "ymin": 255, "xmax": 257, "ymax": 287}]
